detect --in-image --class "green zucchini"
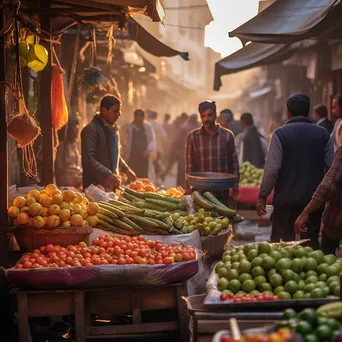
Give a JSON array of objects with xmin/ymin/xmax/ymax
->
[{"xmin": 192, "ymin": 191, "xmax": 213, "ymax": 210}]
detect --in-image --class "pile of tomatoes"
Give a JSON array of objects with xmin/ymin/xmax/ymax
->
[
  {"xmin": 220, "ymin": 292, "xmax": 279, "ymax": 303},
  {"xmin": 15, "ymin": 235, "xmax": 197, "ymax": 269}
]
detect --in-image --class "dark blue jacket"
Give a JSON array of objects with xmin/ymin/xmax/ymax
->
[{"xmin": 259, "ymin": 117, "xmax": 334, "ymax": 207}]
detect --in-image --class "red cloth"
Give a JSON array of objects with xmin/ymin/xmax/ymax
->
[{"xmin": 236, "ymin": 186, "xmax": 274, "ymax": 205}]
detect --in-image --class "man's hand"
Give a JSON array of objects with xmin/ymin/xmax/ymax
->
[
  {"xmin": 126, "ymin": 169, "xmax": 137, "ymax": 182},
  {"xmin": 256, "ymin": 200, "xmax": 267, "ymax": 217},
  {"xmin": 229, "ymin": 187, "xmax": 239, "ymax": 199},
  {"xmin": 294, "ymin": 211, "xmax": 309, "ymax": 234},
  {"xmin": 106, "ymin": 174, "xmax": 121, "ymax": 189}
]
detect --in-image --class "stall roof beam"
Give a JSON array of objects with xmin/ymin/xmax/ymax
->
[
  {"xmin": 214, "ymin": 43, "xmax": 295, "ymax": 91},
  {"xmin": 229, "ymin": 0, "xmax": 342, "ymax": 44}
]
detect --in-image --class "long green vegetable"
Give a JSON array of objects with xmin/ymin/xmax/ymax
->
[
  {"xmin": 192, "ymin": 191, "xmax": 213, "ymax": 210},
  {"xmin": 203, "ymin": 191, "xmax": 236, "ymax": 218}
]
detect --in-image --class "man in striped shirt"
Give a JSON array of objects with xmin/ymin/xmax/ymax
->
[{"xmin": 185, "ymin": 101, "xmax": 240, "ymax": 201}]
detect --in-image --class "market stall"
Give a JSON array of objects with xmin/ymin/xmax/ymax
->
[
  {"xmin": 5, "ymin": 180, "xmax": 241, "ymax": 340},
  {"xmin": 185, "ymin": 240, "xmax": 342, "ymax": 342}
]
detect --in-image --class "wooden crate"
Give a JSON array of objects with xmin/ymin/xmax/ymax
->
[{"xmin": 17, "ymin": 283, "xmax": 189, "ymax": 342}]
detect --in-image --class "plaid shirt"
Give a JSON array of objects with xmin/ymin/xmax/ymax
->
[
  {"xmin": 185, "ymin": 125, "xmax": 240, "ymax": 184},
  {"xmin": 313, "ymin": 146, "xmax": 342, "ymax": 239}
]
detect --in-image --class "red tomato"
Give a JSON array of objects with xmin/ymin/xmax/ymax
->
[
  {"xmin": 118, "ymin": 258, "xmax": 126, "ymax": 265},
  {"xmin": 148, "ymin": 260, "xmax": 156, "ymax": 265},
  {"xmin": 65, "ymin": 256, "xmax": 73, "ymax": 264},
  {"xmin": 126, "ymin": 257, "xmax": 134, "ymax": 264},
  {"xmin": 163, "ymin": 257, "xmax": 172, "ymax": 265},
  {"xmin": 221, "ymin": 336, "xmax": 233, "ymax": 342},
  {"xmin": 220, "ymin": 293, "xmax": 228, "ymax": 301},
  {"xmin": 46, "ymin": 244, "xmax": 54, "ymax": 253},
  {"xmin": 15, "ymin": 263, "xmax": 23, "ymax": 269},
  {"xmin": 58, "ymin": 261, "xmax": 66, "ymax": 267}
]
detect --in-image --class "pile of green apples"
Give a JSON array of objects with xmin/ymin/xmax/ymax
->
[{"xmin": 239, "ymin": 162, "xmax": 264, "ymax": 187}]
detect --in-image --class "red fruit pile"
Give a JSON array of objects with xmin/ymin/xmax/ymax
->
[
  {"xmin": 220, "ymin": 292, "xmax": 279, "ymax": 303},
  {"xmin": 15, "ymin": 235, "xmax": 196, "ymax": 269}
]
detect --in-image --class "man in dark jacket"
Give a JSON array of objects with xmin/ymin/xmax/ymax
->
[
  {"xmin": 218, "ymin": 109, "xmax": 242, "ymax": 136},
  {"xmin": 240, "ymin": 112, "xmax": 265, "ymax": 168},
  {"xmin": 256, "ymin": 94, "xmax": 333, "ymax": 248},
  {"xmin": 81, "ymin": 95, "xmax": 136, "ymax": 189},
  {"xmin": 313, "ymin": 104, "xmax": 333, "ymax": 134}
]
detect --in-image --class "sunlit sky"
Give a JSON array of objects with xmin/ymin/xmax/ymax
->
[{"xmin": 205, "ymin": 0, "xmax": 260, "ymax": 57}]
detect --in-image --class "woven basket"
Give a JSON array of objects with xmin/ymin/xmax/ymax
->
[
  {"xmin": 201, "ymin": 226, "xmax": 233, "ymax": 260},
  {"xmin": 13, "ymin": 226, "xmax": 93, "ymax": 252}
]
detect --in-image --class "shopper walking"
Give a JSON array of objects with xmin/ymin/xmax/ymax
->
[{"xmin": 257, "ymin": 93, "xmax": 333, "ymax": 249}]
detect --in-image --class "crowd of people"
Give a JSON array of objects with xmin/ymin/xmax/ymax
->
[{"xmin": 54, "ymin": 92, "xmax": 342, "ymax": 255}]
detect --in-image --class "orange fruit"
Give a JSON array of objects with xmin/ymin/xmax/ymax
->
[
  {"xmin": 13, "ymin": 196, "xmax": 26, "ymax": 208},
  {"xmin": 134, "ymin": 181, "xmax": 144, "ymax": 190},
  {"xmin": 8, "ymin": 206, "xmax": 20, "ymax": 218},
  {"xmin": 17, "ymin": 212, "xmax": 29, "ymax": 225},
  {"xmin": 86, "ymin": 202, "xmax": 99, "ymax": 215},
  {"xmin": 62, "ymin": 190, "xmax": 76, "ymax": 203},
  {"xmin": 45, "ymin": 184, "xmax": 58, "ymax": 195},
  {"xmin": 27, "ymin": 189, "xmax": 40, "ymax": 201},
  {"xmin": 144, "ymin": 185, "xmax": 156, "ymax": 192}
]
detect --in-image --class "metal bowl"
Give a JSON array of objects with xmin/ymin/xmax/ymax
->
[{"xmin": 187, "ymin": 172, "xmax": 238, "ymax": 191}]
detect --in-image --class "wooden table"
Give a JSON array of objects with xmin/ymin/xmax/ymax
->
[{"xmin": 18, "ymin": 283, "xmax": 189, "ymax": 342}]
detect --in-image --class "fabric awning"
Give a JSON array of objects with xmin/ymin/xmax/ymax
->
[
  {"xmin": 128, "ymin": 18, "xmax": 189, "ymax": 60},
  {"xmin": 229, "ymin": 0, "xmax": 342, "ymax": 44},
  {"xmin": 19, "ymin": 0, "xmax": 165, "ymax": 33},
  {"xmin": 214, "ymin": 43, "xmax": 294, "ymax": 91}
]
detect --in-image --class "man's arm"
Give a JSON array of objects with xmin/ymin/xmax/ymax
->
[
  {"xmin": 258, "ymin": 132, "xmax": 283, "ymax": 203},
  {"xmin": 295, "ymin": 146, "xmax": 342, "ymax": 233},
  {"xmin": 313, "ymin": 146, "xmax": 342, "ymax": 203},
  {"xmin": 227, "ymin": 133, "xmax": 240, "ymax": 180},
  {"xmin": 185, "ymin": 133, "xmax": 196, "ymax": 191},
  {"xmin": 324, "ymin": 137, "xmax": 334, "ymax": 169}
]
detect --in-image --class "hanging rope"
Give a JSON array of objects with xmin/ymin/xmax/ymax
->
[
  {"xmin": 7, "ymin": 9, "xmax": 40, "ymax": 178},
  {"xmin": 67, "ymin": 24, "xmax": 80, "ymax": 107}
]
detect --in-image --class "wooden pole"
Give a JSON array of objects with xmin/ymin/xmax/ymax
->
[
  {"xmin": 0, "ymin": 2, "xmax": 8, "ymax": 268},
  {"xmin": 38, "ymin": 0, "xmax": 53, "ymax": 185},
  {"xmin": 0, "ymin": 4, "xmax": 12, "ymax": 339}
]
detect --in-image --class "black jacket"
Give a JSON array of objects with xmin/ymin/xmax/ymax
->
[
  {"xmin": 81, "ymin": 115, "xmax": 128, "ymax": 188},
  {"xmin": 318, "ymin": 118, "xmax": 333, "ymax": 134},
  {"xmin": 243, "ymin": 125, "xmax": 265, "ymax": 168}
]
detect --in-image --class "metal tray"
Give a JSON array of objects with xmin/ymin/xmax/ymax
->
[
  {"xmin": 205, "ymin": 271, "xmax": 338, "ymax": 311},
  {"xmin": 187, "ymin": 172, "xmax": 238, "ymax": 191},
  {"xmin": 204, "ymin": 289, "xmax": 337, "ymax": 310}
]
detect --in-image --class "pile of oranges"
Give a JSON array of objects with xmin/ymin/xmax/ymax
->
[
  {"xmin": 165, "ymin": 187, "xmax": 185, "ymax": 197},
  {"xmin": 8, "ymin": 184, "xmax": 99, "ymax": 229},
  {"xmin": 129, "ymin": 180, "xmax": 185, "ymax": 198},
  {"xmin": 129, "ymin": 180, "xmax": 157, "ymax": 193}
]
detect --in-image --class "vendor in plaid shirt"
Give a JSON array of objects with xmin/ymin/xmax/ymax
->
[
  {"xmin": 295, "ymin": 145, "xmax": 342, "ymax": 255},
  {"xmin": 185, "ymin": 101, "xmax": 240, "ymax": 202}
]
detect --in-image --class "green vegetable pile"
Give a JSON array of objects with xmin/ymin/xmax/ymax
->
[
  {"xmin": 275, "ymin": 308, "xmax": 341, "ymax": 342},
  {"xmin": 216, "ymin": 242, "xmax": 341, "ymax": 299},
  {"xmin": 239, "ymin": 161, "xmax": 264, "ymax": 186}
]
